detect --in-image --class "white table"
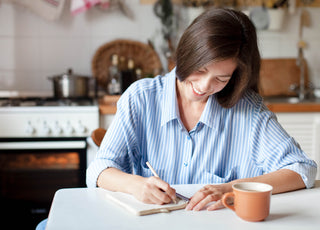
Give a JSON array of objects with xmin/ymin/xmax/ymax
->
[{"xmin": 46, "ymin": 181, "xmax": 320, "ymax": 230}]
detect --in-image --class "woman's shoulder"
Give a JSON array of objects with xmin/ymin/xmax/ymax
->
[
  {"xmin": 125, "ymin": 74, "xmax": 167, "ymax": 96},
  {"xmin": 124, "ymin": 69, "xmax": 177, "ymax": 97},
  {"xmin": 238, "ymin": 90, "xmax": 270, "ymax": 114},
  {"xmin": 118, "ymin": 72, "xmax": 171, "ymax": 107},
  {"xmin": 242, "ymin": 90, "xmax": 263, "ymax": 105}
]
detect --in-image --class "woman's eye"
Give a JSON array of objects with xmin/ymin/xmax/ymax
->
[
  {"xmin": 197, "ymin": 69, "xmax": 206, "ymax": 74},
  {"xmin": 216, "ymin": 78, "xmax": 229, "ymax": 83}
]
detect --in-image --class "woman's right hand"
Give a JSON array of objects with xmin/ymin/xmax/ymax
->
[
  {"xmin": 133, "ymin": 176, "xmax": 177, "ymax": 205},
  {"xmin": 97, "ymin": 167, "xmax": 176, "ymax": 205}
]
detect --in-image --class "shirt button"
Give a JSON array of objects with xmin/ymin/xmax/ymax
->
[
  {"xmin": 187, "ymin": 136, "xmax": 191, "ymax": 140},
  {"xmin": 184, "ymin": 162, "xmax": 188, "ymax": 167}
]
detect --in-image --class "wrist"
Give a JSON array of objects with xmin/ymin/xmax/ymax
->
[
  {"xmin": 223, "ymin": 182, "xmax": 234, "ymax": 193},
  {"xmin": 125, "ymin": 174, "xmax": 146, "ymax": 195}
]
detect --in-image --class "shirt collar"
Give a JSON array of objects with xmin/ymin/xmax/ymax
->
[
  {"xmin": 161, "ymin": 68, "xmax": 179, "ymax": 126},
  {"xmin": 160, "ymin": 68, "xmax": 221, "ymax": 130},
  {"xmin": 198, "ymin": 95, "xmax": 221, "ymax": 130}
]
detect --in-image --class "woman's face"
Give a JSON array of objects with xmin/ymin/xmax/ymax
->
[{"xmin": 177, "ymin": 58, "xmax": 237, "ymax": 103}]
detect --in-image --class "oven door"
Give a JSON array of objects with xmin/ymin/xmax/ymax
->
[{"xmin": 0, "ymin": 138, "xmax": 87, "ymax": 229}]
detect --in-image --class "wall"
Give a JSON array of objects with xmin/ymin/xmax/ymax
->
[
  {"xmin": 0, "ymin": 0, "xmax": 162, "ymax": 94},
  {"xmin": 0, "ymin": 0, "xmax": 320, "ymax": 94},
  {"xmin": 258, "ymin": 8, "xmax": 320, "ymax": 87}
]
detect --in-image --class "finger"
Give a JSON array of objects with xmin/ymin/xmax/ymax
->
[
  {"xmin": 193, "ymin": 193, "xmax": 221, "ymax": 211},
  {"xmin": 150, "ymin": 177, "xmax": 176, "ymax": 202},
  {"xmin": 185, "ymin": 188, "xmax": 210, "ymax": 210},
  {"xmin": 207, "ymin": 199, "xmax": 225, "ymax": 211},
  {"xmin": 148, "ymin": 191, "xmax": 170, "ymax": 204},
  {"xmin": 141, "ymin": 185, "xmax": 171, "ymax": 204},
  {"xmin": 140, "ymin": 178, "xmax": 169, "ymax": 204},
  {"xmin": 146, "ymin": 177, "xmax": 175, "ymax": 204}
]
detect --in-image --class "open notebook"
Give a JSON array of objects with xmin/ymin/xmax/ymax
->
[{"xmin": 104, "ymin": 190, "xmax": 189, "ymax": 216}]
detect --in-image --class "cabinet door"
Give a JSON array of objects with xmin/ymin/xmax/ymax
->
[
  {"xmin": 313, "ymin": 116, "xmax": 320, "ymax": 180},
  {"xmin": 276, "ymin": 113, "xmax": 320, "ymax": 179}
]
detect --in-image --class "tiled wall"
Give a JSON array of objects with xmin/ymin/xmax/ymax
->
[
  {"xmin": 0, "ymin": 0, "xmax": 319, "ymax": 93},
  {"xmin": 0, "ymin": 0, "xmax": 161, "ymax": 94},
  {"xmin": 258, "ymin": 8, "xmax": 320, "ymax": 87}
]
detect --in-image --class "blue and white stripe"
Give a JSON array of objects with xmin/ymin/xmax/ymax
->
[{"xmin": 86, "ymin": 69, "xmax": 317, "ymax": 188}]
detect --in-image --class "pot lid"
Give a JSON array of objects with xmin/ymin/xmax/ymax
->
[{"xmin": 51, "ymin": 68, "xmax": 89, "ymax": 79}]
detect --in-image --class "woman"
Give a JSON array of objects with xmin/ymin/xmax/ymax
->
[{"xmin": 87, "ymin": 8, "xmax": 317, "ymax": 211}]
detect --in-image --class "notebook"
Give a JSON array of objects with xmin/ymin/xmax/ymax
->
[{"xmin": 104, "ymin": 190, "xmax": 189, "ymax": 216}]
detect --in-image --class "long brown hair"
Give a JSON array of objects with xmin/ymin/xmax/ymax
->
[{"xmin": 175, "ymin": 8, "xmax": 260, "ymax": 108}]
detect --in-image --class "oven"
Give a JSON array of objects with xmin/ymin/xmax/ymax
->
[{"xmin": 0, "ymin": 97, "xmax": 99, "ymax": 229}]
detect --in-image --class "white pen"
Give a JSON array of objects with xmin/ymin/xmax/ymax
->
[
  {"xmin": 146, "ymin": 161, "xmax": 160, "ymax": 177},
  {"xmin": 146, "ymin": 161, "xmax": 190, "ymax": 203}
]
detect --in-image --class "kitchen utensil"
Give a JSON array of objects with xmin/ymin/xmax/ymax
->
[
  {"xmin": 249, "ymin": 6, "xmax": 269, "ymax": 30},
  {"xmin": 272, "ymin": 0, "xmax": 288, "ymax": 8},
  {"xmin": 296, "ymin": 9, "xmax": 311, "ymax": 100},
  {"xmin": 268, "ymin": 8, "xmax": 285, "ymax": 30},
  {"xmin": 48, "ymin": 69, "xmax": 91, "ymax": 99},
  {"xmin": 259, "ymin": 58, "xmax": 309, "ymax": 97}
]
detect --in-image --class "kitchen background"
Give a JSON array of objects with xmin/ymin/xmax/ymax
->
[
  {"xmin": 0, "ymin": 0, "xmax": 320, "ymax": 94},
  {"xmin": 1, "ymin": 1, "xmax": 320, "ymax": 228}
]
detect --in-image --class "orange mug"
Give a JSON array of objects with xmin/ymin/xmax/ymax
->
[{"xmin": 222, "ymin": 182, "xmax": 273, "ymax": 222}]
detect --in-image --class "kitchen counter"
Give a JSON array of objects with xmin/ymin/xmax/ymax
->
[
  {"xmin": 99, "ymin": 95, "xmax": 320, "ymax": 114},
  {"xmin": 99, "ymin": 95, "xmax": 120, "ymax": 115},
  {"xmin": 263, "ymin": 97, "xmax": 320, "ymax": 112},
  {"xmin": 265, "ymin": 102, "xmax": 320, "ymax": 113}
]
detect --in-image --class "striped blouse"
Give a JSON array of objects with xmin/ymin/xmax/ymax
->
[{"xmin": 86, "ymin": 69, "xmax": 317, "ymax": 188}]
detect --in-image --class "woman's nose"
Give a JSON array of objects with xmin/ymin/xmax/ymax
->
[{"xmin": 198, "ymin": 77, "xmax": 214, "ymax": 92}]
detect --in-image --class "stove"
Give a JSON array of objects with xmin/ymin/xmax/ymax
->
[
  {"xmin": 0, "ymin": 97, "xmax": 99, "ymax": 138},
  {"xmin": 0, "ymin": 97, "xmax": 96, "ymax": 107},
  {"xmin": 0, "ymin": 96, "xmax": 99, "ymax": 229}
]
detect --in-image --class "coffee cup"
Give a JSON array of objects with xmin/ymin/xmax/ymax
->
[{"xmin": 222, "ymin": 182, "xmax": 273, "ymax": 222}]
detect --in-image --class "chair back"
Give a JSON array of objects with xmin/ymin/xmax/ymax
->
[{"xmin": 91, "ymin": 128, "xmax": 107, "ymax": 147}]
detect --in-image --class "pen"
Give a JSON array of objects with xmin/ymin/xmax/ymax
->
[{"xmin": 146, "ymin": 161, "xmax": 190, "ymax": 202}]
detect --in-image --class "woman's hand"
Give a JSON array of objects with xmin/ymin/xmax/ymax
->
[
  {"xmin": 97, "ymin": 168, "xmax": 176, "ymax": 205},
  {"xmin": 185, "ymin": 169, "xmax": 306, "ymax": 211},
  {"xmin": 132, "ymin": 176, "xmax": 177, "ymax": 205},
  {"xmin": 186, "ymin": 183, "xmax": 232, "ymax": 211}
]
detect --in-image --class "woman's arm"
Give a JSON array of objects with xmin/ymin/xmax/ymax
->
[
  {"xmin": 186, "ymin": 169, "xmax": 305, "ymax": 211},
  {"xmin": 97, "ymin": 167, "xmax": 177, "ymax": 205}
]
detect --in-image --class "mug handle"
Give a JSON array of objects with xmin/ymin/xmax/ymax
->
[{"xmin": 222, "ymin": 192, "xmax": 235, "ymax": 211}]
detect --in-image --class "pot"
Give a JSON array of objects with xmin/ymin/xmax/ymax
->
[{"xmin": 48, "ymin": 69, "xmax": 90, "ymax": 98}]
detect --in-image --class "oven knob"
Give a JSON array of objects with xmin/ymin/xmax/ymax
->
[
  {"xmin": 25, "ymin": 121, "xmax": 35, "ymax": 135},
  {"xmin": 76, "ymin": 121, "xmax": 87, "ymax": 134},
  {"xmin": 52, "ymin": 122, "xmax": 62, "ymax": 135},
  {"xmin": 41, "ymin": 121, "xmax": 51, "ymax": 135},
  {"xmin": 65, "ymin": 121, "xmax": 74, "ymax": 135}
]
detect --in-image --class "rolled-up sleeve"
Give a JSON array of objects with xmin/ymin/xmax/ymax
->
[
  {"xmin": 250, "ymin": 105, "xmax": 317, "ymax": 189},
  {"xmin": 86, "ymin": 91, "xmax": 139, "ymax": 188}
]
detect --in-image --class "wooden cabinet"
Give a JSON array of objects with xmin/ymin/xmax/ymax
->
[{"xmin": 276, "ymin": 112, "xmax": 320, "ymax": 179}]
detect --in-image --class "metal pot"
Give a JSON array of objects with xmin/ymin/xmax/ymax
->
[{"xmin": 48, "ymin": 69, "xmax": 90, "ymax": 98}]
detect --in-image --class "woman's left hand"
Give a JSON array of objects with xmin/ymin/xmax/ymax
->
[{"xmin": 185, "ymin": 183, "xmax": 232, "ymax": 211}]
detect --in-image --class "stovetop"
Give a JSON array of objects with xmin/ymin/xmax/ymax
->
[
  {"xmin": 0, "ymin": 97, "xmax": 99, "ymax": 138},
  {"xmin": 0, "ymin": 97, "xmax": 98, "ymax": 107}
]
